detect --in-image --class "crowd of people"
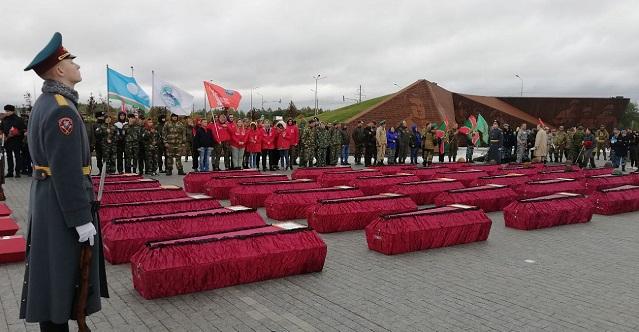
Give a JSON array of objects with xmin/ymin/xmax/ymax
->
[{"xmin": 2, "ymin": 105, "xmax": 636, "ymax": 178}]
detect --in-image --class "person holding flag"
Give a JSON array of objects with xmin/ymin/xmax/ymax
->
[{"xmin": 459, "ymin": 115, "xmax": 481, "ymax": 163}]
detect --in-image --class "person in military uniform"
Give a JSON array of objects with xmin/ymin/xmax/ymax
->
[
  {"xmin": 137, "ymin": 113, "xmax": 147, "ymax": 175},
  {"xmin": 565, "ymin": 126, "xmax": 575, "ymax": 162},
  {"xmin": 487, "ymin": 120, "xmax": 503, "ymax": 163},
  {"xmin": 92, "ymin": 111, "xmax": 106, "ymax": 174},
  {"xmin": 185, "ymin": 116, "xmax": 198, "ymax": 172},
  {"xmin": 502, "ymin": 123, "xmax": 515, "ymax": 163},
  {"xmin": 21, "ymin": 32, "xmax": 108, "ymax": 331},
  {"xmin": 156, "ymin": 113, "xmax": 167, "ymax": 172},
  {"xmin": 142, "ymin": 119, "xmax": 161, "ymax": 175},
  {"xmin": 114, "ymin": 111, "xmax": 127, "ymax": 173},
  {"xmin": 571, "ymin": 126, "xmax": 585, "ymax": 164},
  {"xmin": 397, "ymin": 121, "xmax": 411, "ymax": 164},
  {"xmin": 21, "ymin": 112, "xmax": 33, "ymax": 176},
  {"xmin": 299, "ymin": 119, "xmax": 316, "ymax": 167},
  {"xmin": 375, "ymin": 120, "xmax": 387, "ymax": 165},
  {"xmin": 363, "ymin": 121, "xmax": 377, "ymax": 167},
  {"xmin": 595, "ymin": 124, "xmax": 609, "ymax": 160},
  {"xmin": 445, "ymin": 124, "xmax": 458, "ymax": 163},
  {"xmin": 515, "ymin": 123, "xmax": 528, "ymax": 163},
  {"xmin": 1, "ymin": 105, "xmax": 27, "ymax": 178},
  {"xmin": 352, "ymin": 120, "xmax": 365, "ymax": 165},
  {"xmin": 124, "ymin": 113, "xmax": 141, "ymax": 173},
  {"xmin": 162, "ymin": 113, "xmax": 186, "ymax": 175},
  {"xmin": 422, "ymin": 124, "xmax": 436, "ymax": 166},
  {"xmin": 103, "ymin": 114, "xmax": 116, "ymax": 174},
  {"xmin": 329, "ymin": 123, "xmax": 342, "ymax": 166},
  {"xmin": 555, "ymin": 126, "xmax": 567, "ymax": 163},
  {"xmin": 315, "ymin": 122, "xmax": 330, "ymax": 167}
]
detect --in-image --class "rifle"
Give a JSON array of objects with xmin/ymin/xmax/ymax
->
[{"xmin": 74, "ymin": 165, "xmax": 106, "ymax": 332}]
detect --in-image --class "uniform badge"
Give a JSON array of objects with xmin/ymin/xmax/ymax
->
[{"xmin": 58, "ymin": 117, "xmax": 74, "ymax": 135}]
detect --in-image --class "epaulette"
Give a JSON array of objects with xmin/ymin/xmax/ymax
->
[{"xmin": 54, "ymin": 94, "xmax": 69, "ymax": 107}]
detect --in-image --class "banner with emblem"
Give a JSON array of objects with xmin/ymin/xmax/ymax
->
[
  {"xmin": 203, "ymin": 81, "xmax": 242, "ymax": 110},
  {"xmin": 107, "ymin": 67, "xmax": 151, "ymax": 110},
  {"xmin": 152, "ymin": 78, "xmax": 194, "ymax": 115}
]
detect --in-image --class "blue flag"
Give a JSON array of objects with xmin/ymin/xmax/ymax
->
[{"xmin": 107, "ymin": 67, "xmax": 150, "ymax": 110}]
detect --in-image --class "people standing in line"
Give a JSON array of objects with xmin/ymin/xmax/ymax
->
[
  {"xmin": 315, "ymin": 122, "xmax": 330, "ymax": 167},
  {"xmin": 1, "ymin": 105, "xmax": 27, "ymax": 178},
  {"xmin": 103, "ymin": 114, "xmax": 116, "ymax": 174},
  {"xmin": 230, "ymin": 119, "xmax": 248, "ymax": 170},
  {"xmin": 162, "ymin": 113, "xmax": 186, "ymax": 176},
  {"xmin": 299, "ymin": 119, "xmax": 316, "ymax": 167},
  {"xmin": 123, "ymin": 113, "xmax": 141, "ymax": 174},
  {"xmin": 386, "ymin": 126, "xmax": 398, "ymax": 164},
  {"xmin": 194, "ymin": 119, "xmax": 214, "ymax": 171},
  {"xmin": 352, "ymin": 120, "xmax": 366, "ymax": 165},
  {"xmin": 515, "ymin": 123, "xmax": 528, "ymax": 163},
  {"xmin": 156, "ymin": 114, "xmax": 167, "ymax": 173},
  {"xmin": 375, "ymin": 120, "xmax": 387, "ymax": 165},
  {"xmin": 143, "ymin": 119, "xmax": 161, "ymax": 175},
  {"xmin": 328, "ymin": 123, "xmax": 341, "ymax": 166}
]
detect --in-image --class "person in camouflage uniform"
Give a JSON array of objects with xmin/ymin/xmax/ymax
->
[
  {"xmin": 142, "ymin": 119, "xmax": 161, "ymax": 175},
  {"xmin": 422, "ymin": 124, "xmax": 436, "ymax": 166},
  {"xmin": 162, "ymin": 113, "xmax": 186, "ymax": 175},
  {"xmin": 565, "ymin": 127, "xmax": 575, "ymax": 162},
  {"xmin": 515, "ymin": 123, "xmax": 528, "ymax": 163},
  {"xmin": 315, "ymin": 122, "xmax": 330, "ymax": 167},
  {"xmin": 299, "ymin": 120, "xmax": 316, "ymax": 167},
  {"xmin": 124, "ymin": 113, "xmax": 142, "ymax": 173},
  {"xmin": 546, "ymin": 127, "xmax": 556, "ymax": 163},
  {"xmin": 555, "ymin": 126, "xmax": 567, "ymax": 163},
  {"xmin": 156, "ymin": 114, "xmax": 167, "ymax": 172},
  {"xmin": 352, "ymin": 120, "xmax": 366, "ymax": 165},
  {"xmin": 595, "ymin": 124, "xmax": 609, "ymax": 160},
  {"xmin": 571, "ymin": 126, "xmax": 585, "ymax": 164},
  {"xmin": 329, "ymin": 123, "xmax": 342, "ymax": 166},
  {"xmin": 101, "ymin": 114, "xmax": 116, "ymax": 174},
  {"xmin": 445, "ymin": 125, "xmax": 459, "ymax": 162}
]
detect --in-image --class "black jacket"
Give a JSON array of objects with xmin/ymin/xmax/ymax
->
[
  {"xmin": 194, "ymin": 126, "xmax": 214, "ymax": 148},
  {"xmin": 352, "ymin": 126, "xmax": 366, "ymax": 144},
  {"xmin": 1, "ymin": 113, "xmax": 27, "ymax": 147}
]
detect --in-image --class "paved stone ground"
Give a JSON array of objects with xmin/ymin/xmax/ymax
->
[{"xmin": 2, "ymin": 150, "xmax": 639, "ymax": 331}]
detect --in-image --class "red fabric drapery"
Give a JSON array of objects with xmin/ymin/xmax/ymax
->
[
  {"xmin": 590, "ymin": 185, "xmax": 639, "ymax": 215},
  {"xmin": 307, "ymin": 193, "xmax": 418, "ymax": 233},
  {"xmin": 229, "ymin": 179, "xmax": 320, "ymax": 208},
  {"xmin": 443, "ymin": 162, "xmax": 466, "ymax": 170},
  {"xmin": 437, "ymin": 170, "xmax": 490, "ymax": 186},
  {"xmin": 366, "ymin": 205, "xmax": 492, "ymax": 255},
  {"xmin": 584, "ymin": 174, "xmax": 639, "ymax": 193},
  {"xmin": 291, "ymin": 166, "xmax": 352, "ymax": 180},
  {"xmin": 318, "ymin": 169, "xmax": 381, "ymax": 187},
  {"xmin": 93, "ymin": 179, "xmax": 160, "ymax": 192},
  {"xmin": 368, "ymin": 164, "xmax": 418, "ymax": 175},
  {"xmin": 433, "ymin": 185, "xmax": 519, "ymax": 212},
  {"xmin": 99, "ymin": 196, "xmax": 222, "ymax": 228},
  {"xmin": 101, "ymin": 186, "xmax": 187, "ymax": 204},
  {"xmin": 490, "ymin": 166, "xmax": 540, "ymax": 176},
  {"xmin": 203, "ymin": 174, "xmax": 289, "ymax": 199},
  {"xmin": 461, "ymin": 163, "xmax": 502, "ymax": 173},
  {"xmin": 533, "ymin": 170, "xmax": 584, "ymax": 181},
  {"xmin": 404, "ymin": 166, "xmax": 450, "ymax": 180},
  {"xmin": 581, "ymin": 167, "xmax": 614, "ymax": 177},
  {"xmin": 103, "ymin": 207, "xmax": 266, "ymax": 264},
  {"xmin": 130, "ymin": 225, "xmax": 327, "ymax": 299},
  {"xmin": 91, "ymin": 174, "xmax": 142, "ymax": 184},
  {"xmin": 387, "ymin": 178, "xmax": 465, "ymax": 205},
  {"xmin": 469, "ymin": 174, "xmax": 530, "ymax": 187},
  {"xmin": 0, "ymin": 217, "xmax": 19, "ymax": 236},
  {"xmin": 183, "ymin": 170, "xmax": 261, "ymax": 193},
  {"xmin": 0, "ymin": 203, "xmax": 12, "ymax": 217},
  {"xmin": 513, "ymin": 179, "xmax": 588, "ymax": 199},
  {"xmin": 503, "ymin": 193, "xmax": 592, "ymax": 230},
  {"xmin": 264, "ymin": 186, "xmax": 365, "ymax": 220},
  {"xmin": 0, "ymin": 235, "xmax": 26, "ymax": 263},
  {"xmin": 348, "ymin": 173, "xmax": 421, "ymax": 195}
]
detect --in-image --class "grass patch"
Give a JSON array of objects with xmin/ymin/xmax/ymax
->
[{"xmin": 312, "ymin": 95, "xmax": 390, "ymax": 123}]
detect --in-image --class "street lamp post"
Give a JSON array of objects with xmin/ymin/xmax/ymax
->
[
  {"xmin": 514, "ymin": 74, "xmax": 523, "ymax": 96},
  {"xmin": 313, "ymin": 74, "xmax": 326, "ymax": 116},
  {"xmin": 250, "ymin": 87, "xmax": 259, "ymax": 112}
]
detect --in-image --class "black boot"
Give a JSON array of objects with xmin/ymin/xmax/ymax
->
[
  {"xmin": 177, "ymin": 169, "xmax": 186, "ymax": 175},
  {"xmin": 166, "ymin": 170, "xmax": 172, "ymax": 176}
]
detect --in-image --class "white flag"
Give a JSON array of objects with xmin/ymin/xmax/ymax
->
[{"xmin": 153, "ymin": 78, "xmax": 194, "ymax": 115}]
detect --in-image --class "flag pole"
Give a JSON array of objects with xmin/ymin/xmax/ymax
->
[
  {"xmin": 151, "ymin": 70, "xmax": 155, "ymax": 109},
  {"xmin": 106, "ymin": 64, "xmax": 110, "ymax": 114}
]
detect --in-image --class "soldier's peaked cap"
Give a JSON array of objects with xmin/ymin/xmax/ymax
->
[{"xmin": 24, "ymin": 32, "xmax": 76, "ymax": 76}]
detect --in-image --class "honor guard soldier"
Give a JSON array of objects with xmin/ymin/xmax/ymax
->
[{"xmin": 21, "ymin": 32, "xmax": 108, "ymax": 332}]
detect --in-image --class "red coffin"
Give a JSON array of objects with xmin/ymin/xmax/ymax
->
[
  {"xmin": 307, "ymin": 193, "xmax": 417, "ymax": 233},
  {"xmin": 264, "ymin": 186, "xmax": 365, "ymax": 220},
  {"xmin": 590, "ymin": 185, "xmax": 639, "ymax": 215},
  {"xmin": 403, "ymin": 166, "xmax": 449, "ymax": 180},
  {"xmin": 0, "ymin": 203, "xmax": 12, "ymax": 217},
  {"xmin": 433, "ymin": 184, "xmax": 519, "ymax": 212},
  {"xmin": 490, "ymin": 166, "xmax": 540, "ymax": 176},
  {"xmin": 318, "ymin": 169, "xmax": 381, "ymax": 187},
  {"xmin": 103, "ymin": 206, "xmax": 265, "ymax": 264},
  {"xmin": 101, "ymin": 185, "xmax": 187, "ymax": 204},
  {"xmin": 438, "ymin": 170, "xmax": 490, "ymax": 186},
  {"xmin": 91, "ymin": 173, "xmax": 142, "ymax": 184},
  {"xmin": 93, "ymin": 179, "xmax": 160, "ymax": 191},
  {"xmin": 469, "ymin": 173, "xmax": 530, "ymax": 187},
  {"xmin": 131, "ymin": 223, "xmax": 327, "ymax": 299},
  {"xmin": 514, "ymin": 178, "xmax": 588, "ymax": 199},
  {"xmin": 229, "ymin": 179, "xmax": 319, "ymax": 208},
  {"xmin": 461, "ymin": 163, "xmax": 502, "ymax": 173},
  {"xmin": 0, "ymin": 217, "xmax": 19, "ymax": 236},
  {"xmin": 533, "ymin": 169, "xmax": 584, "ymax": 181},
  {"xmin": 387, "ymin": 178, "xmax": 464, "ymax": 205},
  {"xmin": 183, "ymin": 170, "xmax": 261, "ymax": 193},
  {"xmin": 543, "ymin": 164, "xmax": 578, "ymax": 171},
  {"xmin": 441, "ymin": 162, "xmax": 466, "ymax": 170},
  {"xmin": 203, "ymin": 174, "xmax": 289, "ymax": 199},
  {"xmin": 368, "ymin": 164, "xmax": 418, "ymax": 175},
  {"xmin": 348, "ymin": 173, "xmax": 421, "ymax": 195},
  {"xmin": 581, "ymin": 167, "xmax": 614, "ymax": 177},
  {"xmin": 503, "ymin": 193, "xmax": 592, "ymax": 230},
  {"xmin": 99, "ymin": 195, "xmax": 222, "ymax": 228},
  {"xmin": 291, "ymin": 166, "xmax": 351, "ymax": 180},
  {"xmin": 584, "ymin": 174, "xmax": 638, "ymax": 193},
  {"xmin": 366, "ymin": 205, "xmax": 492, "ymax": 255},
  {"xmin": 0, "ymin": 235, "xmax": 26, "ymax": 263}
]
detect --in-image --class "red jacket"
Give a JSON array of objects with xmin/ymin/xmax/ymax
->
[
  {"xmin": 230, "ymin": 127, "xmax": 248, "ymax": 148},
  {"xmin": 246, "ymin": 129, "xmax": 262, "ymax": 153},
  {"xmin": 208, "ymin": 121, "xmax": 230, "ymax": 143},
  {"xmin": 286, "ymin": 125, "xmax": 299, "ymax": 146},
  {"xmin": 276, "ymin": 127, "xmax": 291, "ymax": 150},
  {"xmin": 261, "ymin": 127, "xmax": 276, "ymax": 150}
]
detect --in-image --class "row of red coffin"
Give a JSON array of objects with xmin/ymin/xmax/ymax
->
[{"xmin": 0, "ymin": 203, "xmax": 25, "ymax": 264}]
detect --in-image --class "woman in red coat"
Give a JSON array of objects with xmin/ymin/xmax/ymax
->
[
  {"xmin": 286, "ymin": 118, "xmax": 299, "ymax": 166},
  {"xmin": 246, "ymin": 122, "xmax": 262, "ymax": 169},
  {"xmin": 230, "ymin": 120, "xmax": 248, "ymax": 170},
  {"xmin": 261, "ymin": 120, "xmax": 277, "ymax": 171},
  {"xmin": 275, "ymin": 121, "xmax": 291, "ymax": 170}
]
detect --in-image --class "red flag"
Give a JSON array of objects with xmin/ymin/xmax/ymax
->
[{"xmin": 204, "ymin": 81, "xmax": 242, "ymax": 110}]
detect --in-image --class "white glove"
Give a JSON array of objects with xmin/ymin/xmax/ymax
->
[{"xmin": 76, "ymin": 222, "xmax": 96, "ymax": 246}]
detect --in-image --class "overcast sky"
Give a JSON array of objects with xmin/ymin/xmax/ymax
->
[{"xmin": 1, "ymin": 0, "xmax": 638, "ymax": 111}]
